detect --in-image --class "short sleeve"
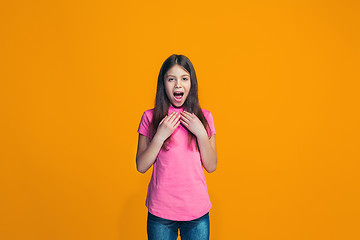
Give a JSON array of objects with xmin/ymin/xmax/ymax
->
[
  {"xmin": 137, "ymin": 111, "xmax": 152, "ymax": 139},
  {"xmin": 205, "ymin": 111, "xmax": 216, "ymax": 136}
]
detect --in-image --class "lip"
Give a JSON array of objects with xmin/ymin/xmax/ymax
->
[
  {"xmin": 174, "ymin": 95, "xmax": 183, "ymax": 102},
  {"xmin": 174, "ymin": 92, "xmax": 183, "ymax": 102}
]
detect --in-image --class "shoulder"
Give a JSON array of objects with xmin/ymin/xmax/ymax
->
[
  {"xmin": 201, "ymin": 108, "xmax": 211, "ymax": 114},
  {"xmin": 201, "ymin": 109, "xmax": 215, "ymax": 126},
  {"xmin": 144, "ymin": 108, "xmax": 154, "ymax": 114},
  {"xmin": 200, "ymin": 108, "xmax": 213, "ymax": 118},
  {"xmin": 142, "ymin": 108, "xmax": 154, "ymax": 118}
]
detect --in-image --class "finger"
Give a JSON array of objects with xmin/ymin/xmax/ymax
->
[
  {"xmin": 181, "ymin": 111, "xmax": 193, "ymax": 119},
  {"xmin": 169, "ymin": 112, "xmax": 180, "ymax": 123},
  {"xmin": 173, "ymin": 119, "xmax": 181, "ymax": 129},
  {"xmin": 180, "ymin": 112, "xmax": 191, "ymax": 122},
  {"xmin": 180, "ymin": 118, "xmax": 188, "ymax": 126},
  {"xmin": 172, "ymin": 113, "xmax": 181, "ymax": 125},
  {"xmin": 180, "ymin": 114, "xmax": 190, "ymax": 124},
  {"xmin": 166, "ymin": 112, "xmax": 175, "ymax": 122},
  {"xmin": 159, "ymin": 115, "xmax": 167, "ymax": 125},
  {"xmin": 174, "ymin": 112, "xmax": 181, "ymax": 120}
]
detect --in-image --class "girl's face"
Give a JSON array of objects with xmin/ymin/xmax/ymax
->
[{"xmin": 164, "ymin": 64, "xmax": 191, "ymax": 107}]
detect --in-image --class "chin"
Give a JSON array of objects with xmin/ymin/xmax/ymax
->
[{"xmin": 171, "ymin": 96, "xmax": 187, "ymax": 107}]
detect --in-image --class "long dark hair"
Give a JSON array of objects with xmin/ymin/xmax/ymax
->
[{"xmin": 148, "ymin": 54, "xmax": 213, "ymax": 152}]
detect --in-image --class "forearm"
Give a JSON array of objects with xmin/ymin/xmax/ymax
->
[
  {"xmin": 197, "ymin": 134, "xmax": 217, "ymax": 173},
  {"xmin": 136, "ymin": 135, "xmax": 164, "ymax": 173}
]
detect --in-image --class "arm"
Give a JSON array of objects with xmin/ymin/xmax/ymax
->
[
  {"xmin": 136, "ymin": 111, "xmax": 181, "ymax": 174},
  {"xmin": 197, "ymin": 133, "xmax": 217, "ymax": 173},
  {"xmin": 136, "ymin": 134, "xmax": 164, "ymax": 174}
]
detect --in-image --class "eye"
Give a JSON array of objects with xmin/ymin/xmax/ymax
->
[
  {"xmin": 168, "ymin": 78, "xmax": 174, "ymax": 81},
  {"xmin": 182, "ymin": 78, "xmax": 188, "ymax": 80}
]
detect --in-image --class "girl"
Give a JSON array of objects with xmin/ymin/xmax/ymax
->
[{"xmin": 136, "ymin": 54, "xmax": 217, "ymax": 240}]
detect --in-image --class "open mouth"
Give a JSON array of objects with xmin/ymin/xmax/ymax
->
[{"xmin": 173, "ymin": 92, "xmax": 184, "ymax": 102}]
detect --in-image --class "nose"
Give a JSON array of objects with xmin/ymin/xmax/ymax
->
[{"xmin": 175, "ymin": 79, "xmax": 181, "ymax": 88}]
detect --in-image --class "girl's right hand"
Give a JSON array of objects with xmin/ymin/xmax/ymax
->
[{"xmin": 155, "ymin": 112, "xmax": 181, "ymax": 142}]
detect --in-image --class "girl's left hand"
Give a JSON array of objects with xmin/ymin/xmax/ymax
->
[{"xmin": 180, "ymin": 111, "xmax": 207, "ymax": 138}]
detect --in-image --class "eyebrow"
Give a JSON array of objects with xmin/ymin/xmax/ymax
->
[{"xmin": 166, "ymin": 74, "xmax": 190, "ymax": 77}]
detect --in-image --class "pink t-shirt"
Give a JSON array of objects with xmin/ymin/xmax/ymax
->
[{"xmin": 137, "ymin": 105, "xmax": 216, "ymax": 221}]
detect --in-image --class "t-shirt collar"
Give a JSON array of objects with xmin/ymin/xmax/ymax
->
[{"xmin": 169, "ymin": 105, "xmax": 184, "ymax": 112}]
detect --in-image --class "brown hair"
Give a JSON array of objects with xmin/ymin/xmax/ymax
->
[{"xmin": 148, "ymin": 54, "xmax": 213, "ymax": 152}]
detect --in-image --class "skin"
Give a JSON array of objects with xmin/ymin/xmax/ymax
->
[
  {"xmin": 164, "ymin": 64, "xmax": 191, "ymax": 108},
  {"xmin": 136, "ymin": 64, "xmax": 217, "ymax": 173}
]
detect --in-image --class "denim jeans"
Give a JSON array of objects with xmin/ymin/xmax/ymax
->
[{"xmin": 147, "ymin": 211, "xmax": 210, "ymax": 240}]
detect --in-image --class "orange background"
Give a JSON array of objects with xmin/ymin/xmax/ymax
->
[{"xmin": 1, "ymin": 0, "xmax": 359, "ymax": 239}]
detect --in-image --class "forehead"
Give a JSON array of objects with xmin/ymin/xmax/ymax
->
[{"xmin": 165, "ymin": 65, "xmax": 190, "ymax": 77}]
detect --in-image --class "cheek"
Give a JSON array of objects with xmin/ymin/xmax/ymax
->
[
  {"xmin": 165, "ymin": 88, "xmax": 173, "ymax": 98},
  {"xmin": 187, "ymin": 83, "xmax": 191, "ymax": 93},
  {"xmin": 164, "ymin": 84, "xmax": 171, "ymax": 94}
]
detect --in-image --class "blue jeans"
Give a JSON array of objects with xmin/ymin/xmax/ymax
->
[{"xmin": 147, "ymin": 211, "xmax": 210, "ymax": 240}]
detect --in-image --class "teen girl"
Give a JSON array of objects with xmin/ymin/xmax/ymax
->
[{"xmin": 136, "ymin": 54, "xmax": 217, "ymax": 240}]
